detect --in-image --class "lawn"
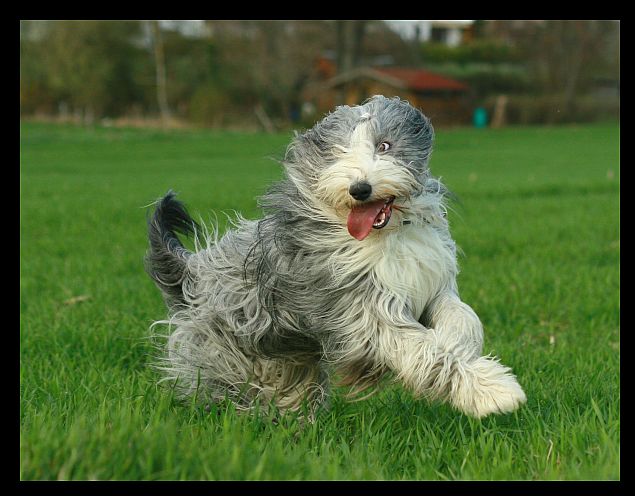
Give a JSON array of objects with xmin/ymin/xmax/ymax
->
[{"xmin": 20, "ymin": 120, "xmax": 620, "ymax": 480}]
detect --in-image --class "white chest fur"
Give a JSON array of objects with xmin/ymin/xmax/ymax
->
[{"xmin": 372, "ymin": 223, "xmax": 457, "ymax": 320}]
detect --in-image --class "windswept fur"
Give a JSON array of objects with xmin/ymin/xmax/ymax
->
[
  {"xmin": 145, "ymin": 95, "xmax": 526, "ymax": 419},
  {"xmin": 145, "ymin": 190, "xmax": 201, "ymax": 309}
]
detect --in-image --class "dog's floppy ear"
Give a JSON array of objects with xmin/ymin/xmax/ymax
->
[
  {"xmin": 300, "ymin": 127, "xmax": 325, "ymax": 151},
  {"xmin": 294, "ymin": 105, "xmax": 355, "ymax": 157},
  {"xmin": 283, "ymin": 127, "xmax": 335, "ymax": 185}
]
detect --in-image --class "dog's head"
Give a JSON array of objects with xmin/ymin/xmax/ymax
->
[{"xmin": 284, "ymin": 95, "xmax": 435, "ymax": 240}]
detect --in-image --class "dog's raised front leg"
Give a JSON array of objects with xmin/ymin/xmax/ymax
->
[
  {"xmin": 368, "ymin": 312, "xmax": 526, "ymax": 418},
  {"xmin": 423, "ymin": 289, "xmax": 484, "ymax": 361},
  {"xmin": 414, "ymin": 289, "xmax": 526, "ymax": 417}
]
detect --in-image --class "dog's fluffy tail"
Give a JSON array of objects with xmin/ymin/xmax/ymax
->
[{"xmin": 145, "ymin": 190, "xmax": 199, "ymax": 310}]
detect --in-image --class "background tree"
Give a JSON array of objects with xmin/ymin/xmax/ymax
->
[
  {"xmin": 335, "ymin": 20, "xmax": 367, "ymax": 74},
  {"xmin": 21, "ymin": 21, "xmax": 144, "ymax": 123},
  {"xmin": 20, "ymin": 20, "xmax": 619, "ymax": 127},
  {"xmin": 149, "ymin": 21, "xmax": 171, "ymax": 126},
  {"xmin": 481, "ymin": 21, "xmax": 619, "ymax": 101}
]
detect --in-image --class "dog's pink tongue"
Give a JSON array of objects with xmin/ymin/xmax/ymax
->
[{"xmin": 347, "ymin": 200, "xmax": 385, "ymax": 241}]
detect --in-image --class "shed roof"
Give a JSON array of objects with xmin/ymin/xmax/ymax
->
[
  {"xmin": 374, "ymin": 67, "xmax": 469, "ymax": 92},
  {"xmin": 321, "ymin": 66, "xmax": 468, "ymax": 93}
]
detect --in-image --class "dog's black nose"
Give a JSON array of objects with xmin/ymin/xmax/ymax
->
[{"xmin": 349, "ymin": 182, "xmax": 372, "ymax": 201}]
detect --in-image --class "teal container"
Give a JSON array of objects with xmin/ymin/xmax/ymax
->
[{"xmin": 473, "ymin": 107, "xmax": 488, "ymax": 128}]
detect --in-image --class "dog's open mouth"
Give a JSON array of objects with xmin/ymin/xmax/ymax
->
[{"xmin": 347, "ymin": 197, "xmax": 395, "ymax": 241}]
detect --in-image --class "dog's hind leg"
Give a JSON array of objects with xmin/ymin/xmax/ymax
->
[
  {"xmin": 156, "ymin": 317, "xmax": 258, "ymax": 408},
  {"xmin": 251, "ymin": 358, "xmax": 330, "ymax": 419},
  {"xmin": 157, "ymin": 319, "xmax": 329, "ymax": 417}
]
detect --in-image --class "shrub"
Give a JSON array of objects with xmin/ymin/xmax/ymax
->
[
  {"xmin": 483, "ymin": 93, "xmax": 619, "ymax": 125},
  {"xmin": 188, "ymin": 84, "xmax": 232, "ymax": 127}
]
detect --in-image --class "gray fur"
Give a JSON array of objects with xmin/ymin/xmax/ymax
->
[{"xmin": 146, "ymin": 95, "xmax": 526, "ymax": 419}]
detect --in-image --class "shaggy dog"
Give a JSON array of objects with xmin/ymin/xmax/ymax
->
[{"xmin": 146, "ymin": 95, "xmax": 526, "ymax": 419}]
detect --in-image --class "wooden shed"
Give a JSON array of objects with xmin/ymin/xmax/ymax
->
[{"xmin": 304, "ymin": 66, "xmax": 472, "ymax": 126}]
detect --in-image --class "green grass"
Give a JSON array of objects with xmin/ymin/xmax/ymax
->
[{"xmin": 20, "ymin": 121, "xmax": 620, "ymax": 480}]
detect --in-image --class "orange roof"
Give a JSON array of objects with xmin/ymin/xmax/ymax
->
[{"xmin": 374, "ymin": 67, "xmax": 468, "ymax": 92}]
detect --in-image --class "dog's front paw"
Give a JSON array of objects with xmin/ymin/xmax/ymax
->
[{"xmin": 450, "ymin": 356, "xmax": 526, "ymax": 418}]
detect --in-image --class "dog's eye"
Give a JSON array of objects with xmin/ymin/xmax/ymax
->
[{"xmin": 378, "ymin": 142, "xmax": 391, "ymax": 153}]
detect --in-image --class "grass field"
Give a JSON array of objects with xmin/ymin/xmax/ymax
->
[{"xmin": 20, "ymin": 120, "xmax": 620, "ymax": 480}]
